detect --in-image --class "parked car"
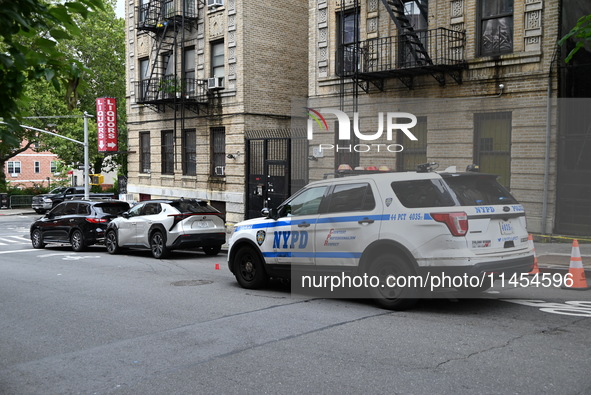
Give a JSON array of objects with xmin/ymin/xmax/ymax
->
[
  {"xmin": 105, "ymin": 199, "xmax": 226, "ymax": 259},
  {"xmin": 227, "ymin": 165, "xmax": 534, "ymax": 310},
  {"xmin": 30, "ymin": 200, "xmax": 131, "ymax": 251},
  {"xmin": 32, "ymin": 186, "xmax": 116, "ymax": 214}
]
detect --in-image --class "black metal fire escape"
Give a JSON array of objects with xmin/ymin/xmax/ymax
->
[
  {"xmin": 338, "ymin": 0, "xmax": 467, "ymax": 92},
  {"xmin": 135, "ymin": 0, "xmax": 206, "ymax": 113}
]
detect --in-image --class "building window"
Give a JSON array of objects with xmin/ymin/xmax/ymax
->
[
  {"xmin": 397, "ymin": 116, "xmax": 427, "ymax": 171},
  {"xmin": 139, "ymin": 57, "xmax": 150, "ymax": 101},
  {"xmin": 139, "ymin": 132, "xmax": 151, "ymax": 173},
  {"xmin": 211, "ymin": 127, "xmax": 226, "ymax": 176},
  {"xmin": 138, "ymin": 0, "xmax": 149, "ymax": 24},
  {"xmin": 7, "ymin": 161, "xmax": 21, "ymax": 174},
  {"xmin": 50, "ymin": 161, "xmax": 58, "ymax": 173},
  {"xmin": 479, "ymin": 0, "xmax": 513, "ymax": 56},
  {"xmin": 211, "ymin": 41, "xmax": 225, "ymax": 81},
  {"xmin": 474, "ymin": 112, "xmax": 512, "ymax": 188},
  {"xmin": 34, "ymin": 161, "xmax": 40, "ymax": 173},
  {"xmin": 336, "ymin": 9, "xmax": 360, "ymax": 76},
  {"xmin": 182, "ymin": 129, "xmax": 196, "ymax": 176},
  {"xmin": 161, "ymin": 130, "xmax": 174, "ymax": 175},
  {"xmin": 184, "ymin": 47, "xmax": 196, "ymax": 96},
  {"xmin": 399, "ymin": 0, "xmax": 429, "ymax": 67}
]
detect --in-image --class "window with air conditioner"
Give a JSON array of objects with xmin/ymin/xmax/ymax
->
[
  {"xmin": 211, "ymin": 127, "xmax": 226, "ymax": 177},
  {"xmin": 209, "ymin": 40, "xmax": 225, "ymax": 90}
]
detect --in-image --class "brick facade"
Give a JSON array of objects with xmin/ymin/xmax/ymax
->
[
  {"xmin": 3, "ymin": 141, "xmax": 59, "ymax": 189},
  {"xmin": 125, "ymin": 0, "xmax": 308, "ymax": 223},
  {"xmin": 306, "ymin": 0, "xmax": 560, "ymax": 233}
]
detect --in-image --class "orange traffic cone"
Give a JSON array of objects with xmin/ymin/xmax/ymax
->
[
  {"xmin": 561, "ymin": 239, "xmax": 590, "ymax": 290},
  {"xmin": 528, "ymin": 234, "xmax": 540, "ymax": 275}
]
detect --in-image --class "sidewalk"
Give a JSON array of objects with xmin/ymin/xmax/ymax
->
[{"xmin": 0, "ymin": 208, "xmax": 39, "ymax": 216}]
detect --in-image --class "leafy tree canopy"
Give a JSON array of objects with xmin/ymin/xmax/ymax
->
[
  {"xmin": 0, "ymin": 0, "xmax": 104, "ymax": 141},
  {"xmin": 559, "ymin": 14, "xmax": 591, "ymax": 63}
]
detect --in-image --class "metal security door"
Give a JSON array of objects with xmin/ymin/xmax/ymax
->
[{"xmin": 245, "ymin": 130, "xmax": 308, "ymax": 220}]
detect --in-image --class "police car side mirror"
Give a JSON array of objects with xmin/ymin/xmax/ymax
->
[{"xmin": 261, "ymin": 207, "xmax": 279, "ymax": 220}]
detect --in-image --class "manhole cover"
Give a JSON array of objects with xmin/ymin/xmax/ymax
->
[{"xmin": 171, "ymin": 279, "xmax": 214, "ymax": 287}]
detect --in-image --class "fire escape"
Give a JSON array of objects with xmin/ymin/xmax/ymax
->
[
  {"xmin": 135, "ymin": 0, "xmax": 207, "ymax": 113},
  {"xmin": 337, "ymin": 0, "xmax": 467, "ymax": 91}
]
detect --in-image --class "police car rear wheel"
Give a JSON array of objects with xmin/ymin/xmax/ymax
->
[
  {"xmin": 370, "ymin": 254, "xmax": 418, "ymax": 310},
  {"xmin": 234, "ymin": 246, "xmax": 267, "ymax": 289}
]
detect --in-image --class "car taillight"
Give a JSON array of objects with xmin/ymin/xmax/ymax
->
[
  {"xmin": 431, "ymin": 212, "xmax": 468, "ymax": 236},
  {"xmin": 86, "ymin": 218, "xmax": 108, "ymax": 224}
]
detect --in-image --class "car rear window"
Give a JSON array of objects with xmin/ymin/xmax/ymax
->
[
  {"xmin": 391, "ymin": 175, "xmax": 518, "ymax": 208},
  {"xmin": 170, "ymin": 200, "xmax": 220, "ymax": 214},
  {"xmin": 443, "ymin": 174, "xmax": 518, "ymax": 206},
  {"xmin": 391, "ymin": 179, "xmax": 456, "ymax": 208},
  {"xmin": 95, "ymin": 203, "xmax": 130, "ymax": 215}
]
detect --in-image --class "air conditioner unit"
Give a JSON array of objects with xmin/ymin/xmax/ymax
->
[
  {"xmin": 214, "ymin": 166, "xmax": 225, "ymax": 176},
  {"xmin": 207, "ymin": 0, "xmax": 223, "ymax": 8},
  {"xmin": 207, "ymin": 77, "xmax": 224, "ymax": 90}
]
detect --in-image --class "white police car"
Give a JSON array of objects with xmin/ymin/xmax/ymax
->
[{"xmin": 227, "ymin": 166, "xmax": 534, "ymax": 309}]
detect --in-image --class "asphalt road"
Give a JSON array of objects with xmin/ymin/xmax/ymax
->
[{"xmin": 1, "ymin": 215, "xmax": 590, "ymax": 394}]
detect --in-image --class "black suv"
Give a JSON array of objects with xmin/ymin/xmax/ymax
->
[{"xmin": 30, "ymin": 200, "xmax": 130, "ymax": 251}]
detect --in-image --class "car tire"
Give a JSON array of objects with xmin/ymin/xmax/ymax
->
[
  {"xmin": 31, "ymin": 229, "xmax": 46, "ymax": 249},
  {"xmin": 150, "ymin": 230, "xmax": 169, "ymax": 259},
  {"xmin": 34, "ymin": 209, "xmax": 46, "ymax": 214},
  {"xmin": 368, "ymin": 254, "xmax": 419, "ymax": 310},
  {"xmin": 203, "ymin": 245, "xmax": 222, "ymax": 256},
  {"xmin": 105, "ymin": 230, "xmax": 121, "ymax": 255},
  {"xmin": 70, "ymin": 229, "xmax": 86, "ymax": 252},
  {"xmin": 233, "ymin": 246, "xmax": 268, "ymax": 289}
]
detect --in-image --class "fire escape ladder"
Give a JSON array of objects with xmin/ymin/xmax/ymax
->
[
  {"xmin": 145, "ymin": 23, "xmax": 176, "ymax": 103},
  {"xmin": 380, "ymin": 0, "xmax": 432, "ymax": 66}
]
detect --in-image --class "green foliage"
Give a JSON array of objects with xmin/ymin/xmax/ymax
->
[
  {"xmin": 559, "ymin": 14, "xmax": 591, "ymax": 63},
  {"xmin": 2, "ymin": 182, "xmax": 51, "ymax": 195},
  {"xmin": 0, "ymin": 0, "xmax": 104, "ymax": 138},
  {"xmin": 1, "ymin": 0, "xmax": 128, "ymax": 188}
]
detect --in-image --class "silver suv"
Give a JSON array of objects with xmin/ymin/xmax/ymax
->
[{"xmin": 105, "ymin": 199, "xmax": 225, "ymax": 259}]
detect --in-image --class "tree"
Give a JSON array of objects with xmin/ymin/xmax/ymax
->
[
  {"xmin": 0, "ymin": 0, "xmax": 104, "ymax": 139},
  {"xmin": 559, "ymin": 15, "xmax": 591, "ymax": 63},
  {"xmin": 43, "ymin": 0, "xmax": 127, "ymax": 176},
  {"xmin": 0, "ymin": 0, "xmax": 127, "ymax": 190}
]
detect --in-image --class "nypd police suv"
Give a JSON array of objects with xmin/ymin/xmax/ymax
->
[{"xmin": 227, "ymin": 165, "xmax": 534, "ymax": 309}]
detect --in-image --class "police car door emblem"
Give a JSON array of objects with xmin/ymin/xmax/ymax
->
[
  {"xmin": 385, "ymin": 198, "xmax": 393, "ymax": 207},
  {"xmin": 256, "ymin": 230, "xmax": 266, "ymax": 245}
]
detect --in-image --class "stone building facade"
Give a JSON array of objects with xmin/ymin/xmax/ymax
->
[
  {"xmin": 305, "ymin": 0, "xmax": 563, "ymax": 234},
  {"xmin": 123, "ymin": 0, "xmax": 308, "ymax": 223}
]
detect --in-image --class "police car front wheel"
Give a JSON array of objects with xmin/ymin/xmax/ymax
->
[
  {"xmin": 234, "ymin": 246, "xmax": 268, "ymax": 289},
  {"xmin": 369, "ymin": 254, "xmax": 419, "ymax": 310}
]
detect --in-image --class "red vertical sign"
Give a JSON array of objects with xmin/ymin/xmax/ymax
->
[{"xmin": 96, "ymin": 97, "xmax": 118, "ymax": 152}]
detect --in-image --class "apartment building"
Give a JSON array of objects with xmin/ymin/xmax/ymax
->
[
  {"xmin": 124, "ymin": 0, "xmax": 308, "ymax": 223},
  {"xmin": 303, "ymin": 0, "xmax": 591, "ymax": 235}
]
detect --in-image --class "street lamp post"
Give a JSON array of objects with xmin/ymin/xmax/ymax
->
[{"xmin": 83, "ymin": 112, "xmax": 91, "ymax": 200}]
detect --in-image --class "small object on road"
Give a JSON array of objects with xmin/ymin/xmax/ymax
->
[{"xmin": 561, "ymin": 239, "xmax": 590, "ymax": 290}]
